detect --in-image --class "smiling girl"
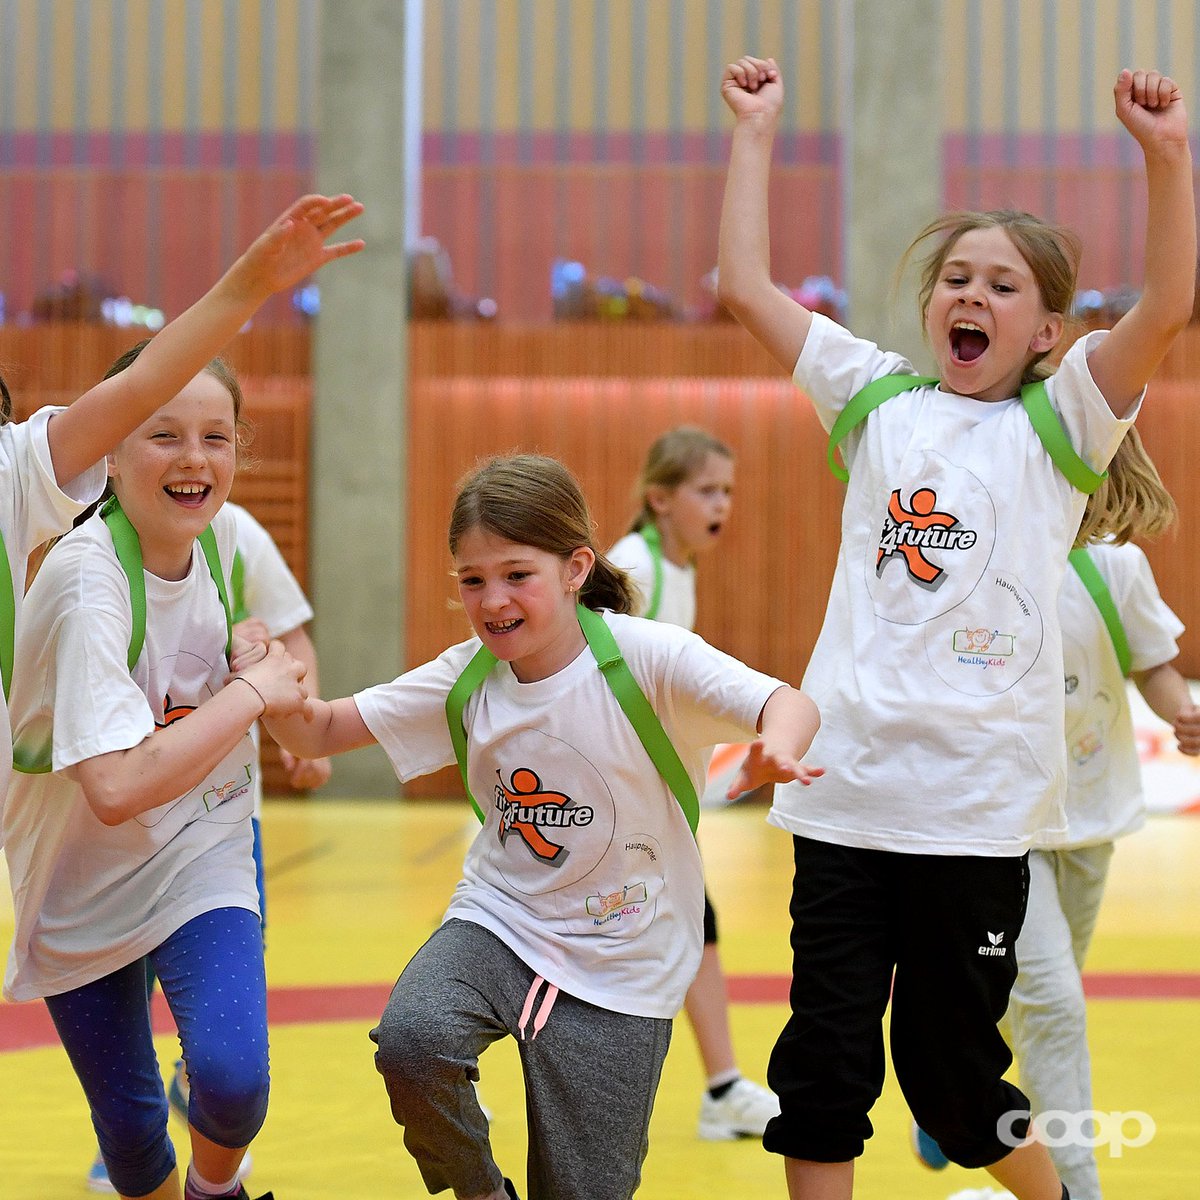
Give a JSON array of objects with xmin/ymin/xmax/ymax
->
[
  {"xmin": 716, "ymin": 57, "xmax": 1194, "ymax": 1200},
  {"xmin": 264, "ymin": 453, "xmax": 820, "ymax": 1200},
  {"xmin": 1, "ymin": 345, "xmax": 310, "ymax": 1200}
]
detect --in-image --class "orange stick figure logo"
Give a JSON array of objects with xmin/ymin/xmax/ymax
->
[
  {"xmin": 876, "ymin": 486, "xmax": 976, "ymax": 588},
  {"xmin": 494, "ymin": 767, "xmax": 594, "ymax": 865}
]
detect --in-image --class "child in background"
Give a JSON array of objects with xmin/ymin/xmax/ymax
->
[
  {"xmin": 2, "ymin": 344, "xmax": 314, "ymax": 1200},
  {"xmin": 718, "ymin": 55, "xmax": 1193, "ymax": 1200},
  {"xmin": 0, "ymin": 193, "xmax": 362, "ymax": 811},
  {"xmin": 263, "ymin": 453, "xmax": 822, "ymax": 1200},
  {"xmin": 915, "ymin": 445, "xmax": 1199, "ymax": 1200},
  {"xmin": 609, "ymin": 426, "xmax": 780, "ymax": 1141}
]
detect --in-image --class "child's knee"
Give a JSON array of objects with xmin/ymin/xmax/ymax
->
[
  {"xmin": 188, "ymin": 1054, "xmax": 270, "ymax": 1146},
  {"xmin": 370, "ymin": 1003, "xmax": 465, "ymax": 1090}
]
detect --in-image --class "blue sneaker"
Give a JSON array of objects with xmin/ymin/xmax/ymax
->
[
  {"xmin": 910, "ymin": 1119, "xmax": 950, "ymax": 1170},
  {"xmin": 86, "ymin": 1152, "xmax": 116, "ymax": 1194}
]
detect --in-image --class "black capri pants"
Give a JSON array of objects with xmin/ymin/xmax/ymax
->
[{"xmin": 763, "ymin": 836, "xmax": 1031, "ymax": 1167}]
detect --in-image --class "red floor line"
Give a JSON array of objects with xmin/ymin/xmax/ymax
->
[{"xmin": 3, "ymin": 972, "xmax": 1198, "ymax": 1053}]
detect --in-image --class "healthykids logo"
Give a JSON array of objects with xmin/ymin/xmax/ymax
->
[
  {"xmin": 202, "ymin": 763, "xmax": 252, "ymax": 812},
  {"xmin": 978, "ymin": 931, "xmax": 1007, "ymax": 957},
  {"xmin": 585, "ymin": 882, "xmax": 649, "ymax": 922},
  {"xmin": 876, "ymin": 487, "xmax": 977, "ymax": 589},
  {"xmin": 953, "ymin": 626, "xmax": 1015, "ymax": 669},
  {"xmin": 494, "ymin": 767, "xmax": 594, "ymax": 866}
]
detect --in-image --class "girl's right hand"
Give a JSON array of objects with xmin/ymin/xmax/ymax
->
[
  {"xmin": 721, "ymin": 55, "xmax": 783, "ymax": 119},
  {"xmin": 234, "ymin": 640, "xmax": 310, "ymax": 719}
]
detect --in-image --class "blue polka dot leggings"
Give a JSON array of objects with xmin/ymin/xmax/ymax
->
[{"xmin": 44, "ymin": 906, "xmax": 270, "ymax": 1198}]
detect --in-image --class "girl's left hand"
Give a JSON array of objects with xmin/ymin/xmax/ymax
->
[
  {"xmin": 727, "ymin": 740, "xmax": 824, "ymax": 800},
  {"xmin": 1114, "ymin": 69, "xmax": 1190, "ymax": 151},
  {"xmin": 280, "ymin": 749, "xmax": 334, "ymax": 790}
]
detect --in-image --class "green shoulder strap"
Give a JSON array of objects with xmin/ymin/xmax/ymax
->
[
  {"xmin": 827, "ymin": 375, "xmax": 1108, "ymax": 494},
  {"xmin": 1020, "ymin": 381, "xmax": 1108, "ymax": 495},
  {"xmin": 101, "ymin": 496, "xmax": 233, "ymax": 667},
  {"xmin": 231, "ymin": 547, "xmax": 250, "ymax": 624},
  {"xmin": 827, "ymin": 374, "xmax": 937, "ymax": 482},
  {"xmin": 13, "ymin": 501, "xmax": 234, "ymax": 776},
  {"xmin": 0, "ymin": 530, "xmax": 14, "ymax": 701},
  {"xmin": 1068, "ymin": 546, "xmax": 1132, "ymax": 677},
  {"xmin": 444, "ymin": 604, "xmax": 700, "ymax": 835},
  {"xmin": 638, "ymin": 523, "xmax": 665, "ymax": 620}
]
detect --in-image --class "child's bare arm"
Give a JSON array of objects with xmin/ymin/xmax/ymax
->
[
  {"xmin": 717, "ymin": 56, "xmax": 815, "ymax": 372},
  {"xmin": 47, "ymin": 194, "xmax": 364, "ymax": 485},
  {"xmin": 1134, "ymin": 660, "xmax": 1200, "ymax": 755},
  {"xmin": 728, "ymin": 685, "xmax": 823, "ymax": 798},
  {"xmin": 1087, "ymin": 71, "xmax": 1195, "ymax": 415}
]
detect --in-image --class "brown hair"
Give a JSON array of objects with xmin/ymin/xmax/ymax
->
[
  {"xmin": 903, "ymin": 208, "xmax": 1082, "ymax": 384},
  {"xmin": 1076, "ymin": 425, "xmax": 1177, "ymax": 547},
  {"xmin": 449, "ymin": 454, "xmax": 636, "ymax": 614},
  {"xmin": 628, "ymin": 426, "xmax": 734, "ymax": 533}
]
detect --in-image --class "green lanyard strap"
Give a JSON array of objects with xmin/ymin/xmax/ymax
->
[
  {"xmin": 101, "ymin": 496, "xmax": 233, "ymax": 667},
  {"xmin": 231, "ymin": 547, "xmax": 250, "ymax": 625},
  {"xmin": 444, "ymin": 603, "xmax": 700, "ymax": 835},
  {"xmin": 827, "ymin": 374, "xmax": 1108, "ymax": 495},
  {"xmin": 638, "ymin": 523, "xmax": 665, "ymax": 620},
  {"xmin": 12, "ymin": 500, "xmax": 233, "ymax": 776},
  {"xmin": 1068, "ymin": 547, "xmax": 1132, "ymax": 677}
]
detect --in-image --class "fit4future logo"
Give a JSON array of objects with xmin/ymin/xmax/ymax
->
[
  {"xmin": 876, "ymin": 486, "xmax": 977, "ymax": 590},
  {"xmin": 998, "ymin": 1109, "xmax": 1156, "ymax": 1158},
  {"xmin": 977, "ymin": 930, "xmax": 1007, "ymax": 957},
  {"xmin": 493, "ymin": 767, "xmax": 594, "ymax": 865}
]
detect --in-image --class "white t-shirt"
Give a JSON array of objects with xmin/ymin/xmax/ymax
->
[
  {"xmin": 354, "ymin": 612, "xmax": 781, "ymax": 1018},
  {"xmin": 1053, "ymin": 541, "xmax": 1182, "ymax": 848},
  {"xmin": 228, "ymin": 502, "xmax": 314, "ymax": 816},
  {"xmin": 608, "ymin": 529, "xmax": 697, "ymax": 630},
  {"xmin": 0, "ymin": 408, "xmax": 107, "ymax": 803},
  {"xmin": 770, "ymin": 314, "xmax": 1138, "ymax": 855},
  {"xmin": 2, "ymin": 504, "xmax": 258, "ymax": 1001}
]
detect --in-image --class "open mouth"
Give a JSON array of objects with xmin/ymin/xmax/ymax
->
[
  {"xmin": 485, "ymin": 618, "xmax": 523, "ymax": 635},
  {"xmin": 950, "ymin": 321, "xmax": 989, "ymax": 364},
  {"xmin": 164, "ymin": 483, "xmax": 211, "ymax": 507},
  {"xmin": 708, "ymin": 522, "xmax": 723, "ymax": 536}
]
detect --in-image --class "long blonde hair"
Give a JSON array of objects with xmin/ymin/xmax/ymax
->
[{"xmin": 1076, "ymin": 426, "xmax": 1176, "ymax": 547}]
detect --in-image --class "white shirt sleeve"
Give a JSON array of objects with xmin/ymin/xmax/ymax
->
[{"xmin": 229, "ymin": 502, "xmax": 313, "ymax": 637}]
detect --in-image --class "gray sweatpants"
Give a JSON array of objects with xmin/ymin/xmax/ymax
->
[
  {"xmin": 1006, "ymin": 843, "xmax": 1114, "ymax": 1200},
  {"xmin": 370, "ymin": 919, "xmax": 673, "ymax": 1200}
]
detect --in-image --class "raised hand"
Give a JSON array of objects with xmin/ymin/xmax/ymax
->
[
  {"xmin": 226, "ymin": 193, "xmax": 366, "ymax": 303},
  {"xmin": 1114, "ymin": 69, "xmax": 1190, "ymax": 153},
  {"xmin": 720, "ymin": 55, "xmax": 783, "ymax": 120}
]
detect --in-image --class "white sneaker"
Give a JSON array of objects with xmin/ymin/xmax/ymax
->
[
  {"xmin": 697, "ymin": 1077, "xmax": 780, "ymax": 1140},
  {"xmin": 944, "ymin": 1189, "xmax": 1016, "ymax": 1200}
]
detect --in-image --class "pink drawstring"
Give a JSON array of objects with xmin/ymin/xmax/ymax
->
[{"xmin": 517, "ymin": 974, "xmax": 560, "ymax": 1041}]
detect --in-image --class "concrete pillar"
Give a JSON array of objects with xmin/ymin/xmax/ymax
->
[
  {"xmin": 312, "ymin": 1, "xmax": 408, "ymax": 797},
  {"xmin": 844, "ymin": 0, "xmax": 943, "ymax": 370}
]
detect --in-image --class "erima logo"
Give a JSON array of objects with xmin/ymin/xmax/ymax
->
[{"xmin": 978, "ymin": 930, "xmax": 1008, "ymax": 957}]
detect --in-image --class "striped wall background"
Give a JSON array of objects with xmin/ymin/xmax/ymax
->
[{"xmin": 0, "ymin": 0, "xmax": 1197, "ymax": 325}]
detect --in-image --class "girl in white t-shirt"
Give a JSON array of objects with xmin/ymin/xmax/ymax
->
[
  {"xmin": 718, "ymin": 55, "xmax": 1194, "ymax": 1200},
  {"xmin": 264, "ymin": 453, "xmax": 821, "ymax": 1200},
  {"xmin": 0, "ymin": 194, "xmax": 361, "ymax": 814},
  {"xmin": 2, "ymin": 345, "xmax": 311, "ymax": 1200},
  {"xmin": 610, "ymin": 427, "xmax": 781, "ymax": 1142}
]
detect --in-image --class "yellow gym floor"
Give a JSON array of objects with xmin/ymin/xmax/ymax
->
[{"xmin": 2, "ymin": 800, "xmax": 1197, "ymax": 1200}]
